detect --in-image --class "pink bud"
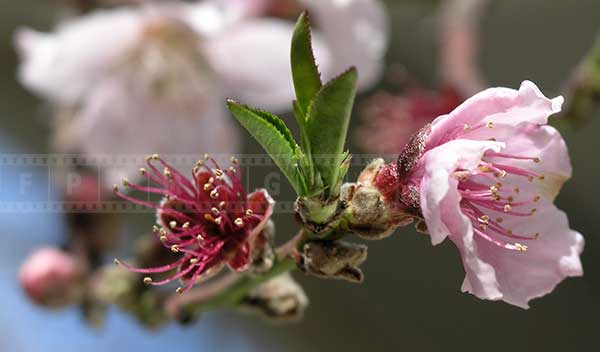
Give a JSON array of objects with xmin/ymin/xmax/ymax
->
[{"xmin": 19, "ymin": 247, "xmax": 84, "ymax": 308}]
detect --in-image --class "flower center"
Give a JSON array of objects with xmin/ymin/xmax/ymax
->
[{"xmin": 453, "ymin": 152, "xmax": 543, "ymax": 252}]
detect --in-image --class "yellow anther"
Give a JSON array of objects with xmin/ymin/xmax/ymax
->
[
  {"xmin": 210, "ymin": 189, "xmax": 219, "ymax": 199},
  {"xmin": 151, "ymin": 153, "xmax": 160, "ymax": 160},
  {"xmin": 533, "ymin": 157, "xmax": 541, "ymax": 163},
  {"xmin": 211, "ymin": 207, "xmax": 220, "ymax": 216},
  {"xmin": 230, "ymin": 156, "xmax": 239, "ymax": 164},
  {"xmin": 515, "ymin": 243, "xmax": 528, "ymax": 252},
  {"xmin": 176, "ymin": 287, "xmax": 184, "ymax": 294},
  {"xmin": 463, "ymin": 124, "xmax": 471, "ymax": 130},
  {"xmin": 486, "ymin": 121, "xmax": 494, "ymax": 128},
  {"xmin": 171, "ymin": 244, "xmax": 180, "ymax": 253},
  {"xmin": 139, "ymin": 167, "xmax": 148, "ymax": 176},
  {"xmin": 169, "ymin": 220, "xmax": 177, "ymax": 229},
  {"xmin": 246, "ymin": 209, "xmax": 254, "ymax": 217},
  {"xmin": 182, "ymin": 222, "xmax": 190, "ymax": 229},
  {"xmin": 189, "ymin": 258, "xmax": 199, "ymax": 264},
  {"xmin": 143, "ymin": 277, "xmax": 153, "ymax": 285},
  {"xmin": 113, "ymin": 258, "xmax": 121, "ymax": 265},
  {"xmin": 503, "ymin": 204, "xmax": 512, "ymax": 212},
  {"xmin": 163, "ymin": 168, "xmax": 172, "ymax": 178},
  {"xmin": 197, "ymin": 234, "xmax": 205, "ymax": 241},
  {"xmin": 234, "ymin": 218, "xmax": 244, "ymax": 227},
  {"xmin": 113, "ymin": 184, "xmax": 119, "ymax": 192}
]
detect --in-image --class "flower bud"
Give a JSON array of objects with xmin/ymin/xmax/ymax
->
[
  {"xmin": 19, "ymin": 247, "xmax": 84, "ymax": 308},
  {"xmin": 342, "ymin": 159, "xmax": 415, "ymax": 239},
  {"xmin": 240, "ymin": 273, "xmax": 308, "ymax": 322},
  {"xmin": 297, "ymin": 241, "xmax": 367, "ymax": 283}
]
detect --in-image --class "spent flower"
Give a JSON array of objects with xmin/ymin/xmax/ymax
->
[{"xmin": 114, "ymin": 154, "xmax": 274, "ymax": 293}]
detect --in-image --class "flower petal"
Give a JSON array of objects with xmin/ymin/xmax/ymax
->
[
  {"xmin": 300, "ymin": 0, "xmax": 389, "ymax": 90},
  {"xmin": 461, "ymin": 204, "xmax": 583, "ymax": 308},
  {"xmin": 205, "ymin": 18, "xmax": 332, "ymax": 111},
  {"xmin": 420, "ymin": 139, "xmax": 504, "ymax": 245},
  {"xmin": 428, "ymin": 81, "xmax": 564, "ymax": 148},
  {"xmin": 14, "ymin": 9, "xmax": 141, "ymax": 104},
  {"xmin": 229, "ymin": 242, "xmax": 251, "ymax": 271}
]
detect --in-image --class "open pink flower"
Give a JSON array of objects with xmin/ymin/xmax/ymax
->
[
  {"xmin": 114, "ymin": 155, "xmax": 274, "ymax": 293},
  {"xmin": 374, "ymin": 81, "xmax": 584, "ymax": 308}
]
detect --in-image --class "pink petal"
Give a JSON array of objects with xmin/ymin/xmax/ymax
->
[
  {"xmin": 419, "ymin": 139, "xmax": 504, "ymax": 245},
  {"xmin": 461, "ymin": 204, "xmax": 583, "ymax": 308},
  {"xmin": 428, "ymin": 81, "xmax": 564, "ymax": 148}
]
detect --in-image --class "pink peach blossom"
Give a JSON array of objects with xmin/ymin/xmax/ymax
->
[{"xmin": 386, "ymin": 81, "xmax": 583, "ymax": 308}]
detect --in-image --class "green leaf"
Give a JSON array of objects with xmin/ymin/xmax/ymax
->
[
  {"xmin": 306, "ymin": 68, "xmax": 358, "ymax": 196},
  {"xmin": 291, "ymin": 11, "xmax": 322, "ymax": 117},
  {"xmin": 226, "ymin": 100, "xmax": 304, "ymax": 194}
]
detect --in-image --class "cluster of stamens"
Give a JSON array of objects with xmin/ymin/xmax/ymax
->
[
  {"xmin": 449, "ymin": 125, "xmax": 545, "ymax": 252},
  {"xmin": 113, "ymin": 154, "xmax": 263, "ymax": 293},
  {"xmin": 431, "ymin": 120, "xmax": 549, "ymax": 252}
]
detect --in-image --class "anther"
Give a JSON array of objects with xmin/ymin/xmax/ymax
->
[
  {"xmin": 197, "ymin": 234, "xmax": 205, "ymax": 241},
  {"xmin": 210, "ymin": 189, "xmax": 219, "ymax": 199},
  {"xmin": 113, "ymin": 184, "xmax": 119, "ymax": 192},
  {"xmin": 533, "ymin": 157, "xmax": 541, "ymax": 163},
  {"xmin": 230, "ymin": 156, "xmax": 238, "ymax": 164},
  {"xmin": 463, "ymin": 124, "xmax": 471, "ymax": 130},
  {"xmin": 246, "ymin": 209, "xmax": 254, "ymax": 217},
  {"xmin": 211, "ymin": 207, "xmax": 220, "ymax": 216},
  {"xmin": 214, "ymin": 169, "xmax": 224, "ymax": 177},
  {"xmin": 486, "ymin": 121, "xmax": 494, "ymax": 128},
  {"xmin": 190, "ymin": 258, "xmax": 199, "ymax": 264},
  {"xmin": 515, "ymin": 243, "xmax": 528, "ymax": 251},
  {"xmin": 528, "ymin": 176, "xmax": 534, "ymax": 182},
  {"xmin": 204, "ymin": 153, "xmax": 210, "ymax": 160},
  {"xmin": 151, "ymin": 153, "xmax": 160, "ymax": 160},
  {"xmin": 139, "ymin": 168, "xmax": 147, "ymax": 175},
  {"xmin": 214, "ymin": 217, "xmax": 222, "ymax": 225},
  {"xmin": 182, "ymin": 222, "xmax": 190, "ymax": 229},
  {"xmin": 534, "ymin": 196, "xmax": 541, "ymax": 202},
  {"xmin": 203, "ymin": 183, "xmax": 213, "ymax": 191},
  {"xmin": 143, "ymin": 277, "xmax": 153, "ymax": 285},
  {"xmin": 503, "ymin": 204, "xmax": 512, "ymax": 212},
  {"xmin": 219, "ymin": 201, "xmax": 226, "ymax": 209},
  {"xmin": 234, "ymin": 218, "xmax": 244, "ymax": 227},
  {"xmin": 176, "ymin": 287, "xmax": 184, "ymax": 294},
  {"xmin": 164, "ymin": 168, "xmax": 173, "ymax": 178},
  {"xmin": 171, "ymin": 244, "xmax": 180, "ymax": 253},
  {"xmin": 113, "ymin": 258, "xmax": 121, "ymax": 265},
  {"xmin": 496, "ymin": 217, "xmax": 504, "ymax": 223}
]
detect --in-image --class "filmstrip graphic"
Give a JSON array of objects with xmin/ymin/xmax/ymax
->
[{"xmin": 0, "ymin": 153, "xmax": 388, "ymax": 213}]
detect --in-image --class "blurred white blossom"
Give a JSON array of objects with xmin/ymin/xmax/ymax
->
[{"xmin": 15, "ymin": 0, "xmax": 388, "ymax": 180}]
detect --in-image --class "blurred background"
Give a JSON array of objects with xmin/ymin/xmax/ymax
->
[{"xmin": 1, "ymin": 0, "xmax": 599, "ymax": 351}]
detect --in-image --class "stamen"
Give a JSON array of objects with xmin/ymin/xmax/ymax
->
[
  {"xmin": 143, "ymin": 277, "xmax": 153, "ymax": 285},
  {"xmin": 234, "ymin": 218, "xmax": 244, "ymax": 227},
  {"xmin": 171, "ymin": 244, "xmax": 180, "ymax": 253}
]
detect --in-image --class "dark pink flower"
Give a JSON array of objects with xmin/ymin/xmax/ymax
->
[
  {"xmin": 357, "ymin": 87, "xmax": 462, "ymax": 154},
  {"xmin": 372, "ymin": 81, "xmax": 584, "ymax": 308},
  {"xmin": 114, "ymin": 155, "xmax": 273, "ymax": 293}
]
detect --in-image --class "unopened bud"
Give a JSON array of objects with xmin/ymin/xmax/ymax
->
[
  {"xmin": 19, "ymin": 247, "xmax": 84, "ymax": 308},
  {"xmin": 240, "ymin": 273, "xmax": 308, "ymax": 322},
  {"xmin": 341, "ymin": 158, "xmax": 420, "ymax": 239},
  {"xmin": 297, "ymin": 241, "xmax": 367, "ymax": 283}
]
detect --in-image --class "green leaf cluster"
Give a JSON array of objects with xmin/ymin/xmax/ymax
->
[{"xmin": 227, "ymin": 11, "xmax": 358, "ymax": 199}]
